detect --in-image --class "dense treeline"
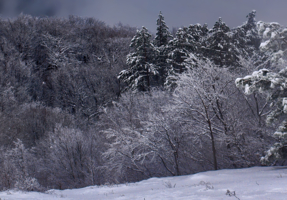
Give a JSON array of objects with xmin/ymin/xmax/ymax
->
[
  {"xmin": 0, "ymin": 10, "xmax": 286, "ymax": 191},
  {"xmin": 0, "ymin": 14, "xmax": 136, "ymax": 190}
]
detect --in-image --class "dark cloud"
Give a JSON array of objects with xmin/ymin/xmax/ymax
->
[{"xmin": 0, "ymin": 0, "xmax": 286, "ymax": 33}]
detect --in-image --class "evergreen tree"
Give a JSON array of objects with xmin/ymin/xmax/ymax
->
[
  {"xmin": 257, "ymin": 20, "xmax": 287, "ymax": 67},
  {"xmin": 232, "ymin": 26, "xmax": 248, "ymax": 57},
  {"xmin": 187, "ymin": 23, "xmax": 209, "ymax": 58},
  {"xmin": 154, "ymin": 11, "xmax": 172, "ymax": 47},
  {"xmin": 153, "ymin": 11, "xmax": 172, "ymax": 87},
  {"xmin": 167, "ymin": 27, "xmax": 197, "ymax": 73},
  {"xmin": 236, "ymin": 68, "xmax": 287, "ymax": 164},
  {"xmin": 243, "ymin": 10, "xmax": 261, "ymax": 48},
  {"xmin": 231, "ymin": 11, "xmax": 271, "ymax": 72},
  {"xmin": 203, "ymin": 18, "xmax": 236, "ymax": 67},
  {"xmin": 164, "ymin": 24, "xmax": 208, "ymax": 89},
  {"xmin": 118, "ymin": 27, "xmax": 157, "ymax": 92},
  {"xmin": 232, "ymin": 10, "xmax": 261, "ymax": 59},
  {"xmin": 165, "ymin": 27, "xmax": 196, "ymax": 89},
  {"xmin": 188, "ymin": 23, "xmax": 208, "ymax": 45}
]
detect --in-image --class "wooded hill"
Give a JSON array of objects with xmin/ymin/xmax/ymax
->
[{"xmin": 0, "ymin": 11, "xmax": 286, "ymax": 191}]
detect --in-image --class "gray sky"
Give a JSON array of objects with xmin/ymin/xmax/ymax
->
[{"xmin": 0, "ymin": 0, "xmax": 286, "ymax": 32}]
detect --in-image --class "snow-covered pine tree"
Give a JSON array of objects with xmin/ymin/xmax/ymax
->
[
  {"xmin": 188, "ymin": 23, "xmax": 208, "ymax": 50},
  {"xmin": 165, "ymin": 27, "xmax": 197, "ymax": 89},
  {"xmin": 231, "ymin": 10, "xmax": 270, "ymax": 71},
  {"xmin": 118, "ymin": 27, "xmax": 157, "ymax": 92},
  {"xmin": 232, "ymin": 10, "xmax": 261, "ymax": 59},
  {"xmin": 154, "ymin": 11, "xmax": 172, "ymax": 47},
  {"xmin": 236, "ymin": 68, "xmax": 287, "ymax": 165},
  {"xmin": 153, "ymin": 11, "xmax": 172, "ymax": 87},
  {"xmin": 232, "ymin": 26, "xmax": 248, "ymax": 57},
  {"xmin": 187, "ymin": 23, "xmax": 209, "ymax": 60},
  {"xmin": 257, "ymin": 20, "xmax": 287, "ymax": 68},
  {"xmin": 243, "ymin": 10, "xmax": 261, "ymax": 48},
  {"xmin": 203, "ymin": 18, "xmax": 236, "ymax": 67}
]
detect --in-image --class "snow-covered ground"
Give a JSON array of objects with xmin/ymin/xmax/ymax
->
[{"xmin": 0, "ymin": 166, "xmax": 286, "ymax": 200}]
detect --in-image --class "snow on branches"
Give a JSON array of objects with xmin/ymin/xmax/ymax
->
[{"xmin": 236, "ymin": 68, "xmax": 287, "ymax": 164}]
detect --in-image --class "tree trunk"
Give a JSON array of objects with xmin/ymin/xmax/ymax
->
[{"xmin": 208, "ymin": 118, "xmax": 218, "ymax": 170}]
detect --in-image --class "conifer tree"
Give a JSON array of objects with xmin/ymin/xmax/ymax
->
[
  {"xmin": 231, "ymin": 10, "xmax": 271, "ymax": 72},
  {"xmin": 153, "ymin": 11, "xmax": 172, "ymax": 86},
  {"xmin": 164, "ymin": 27, "xmax": 195, "ymax": 89},
  {"xmin": 244, "ymin": 10, "xmax": 261, "ymax": 48},
  {"xmin": 232, "ymin": 10, "xmax": 261, "ymax": 59},
  {"xmin": 164, "ymin": 24, "xmax": 207, "ymax": 89},
  {"xmin": 154, "ymin": 11, "xmax": 172, "ymax": 47},
  {"xmin": 236, "ymin": 68, "xmax": 287, "ymax": 164},
  {"xmin": 188, "ymin": 23, "xmax": 208, "ymax": 45},
  {"xmin": 118, "ymin": 27, "xmax": 157, "ymax": 92},
  {"xmin": 257, "ymin": 19, "xmax": 287, "ymax": 67},
  {"xmin": 187, "ymin": 23, "xmax": 209, "ymax": 58},
  {"xmin": 203, "ymin": 18, "xmax": 236, "ymax": 67}
]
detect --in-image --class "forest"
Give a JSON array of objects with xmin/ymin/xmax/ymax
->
[{"xmin": 0, "ymin": 10, "xmax": 286, "ymax": 191}]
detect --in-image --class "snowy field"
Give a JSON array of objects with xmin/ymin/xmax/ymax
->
[{"xmin": 0, "ymin": 166, "xmax": 286, "ymax": 200}]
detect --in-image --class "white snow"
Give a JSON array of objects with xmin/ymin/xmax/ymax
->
[
  {"xmin": 263, "ymin": 27, "xmax": 271, "ymax": 39},
  {"xmin": 283, "ymin": 98, "xmax": 287, "ymax": 113},
  {"xmin": 0, "ymin": 167, "xmax": 287, "ymax": 200},
  {"xmin": 260, "ymin": 40, "xmax": 269, "ymax": 49}
]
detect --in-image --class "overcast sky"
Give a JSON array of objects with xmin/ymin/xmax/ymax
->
[{"xmin": 0, "ymin": 0, "xmax": 286, "ymax": 33}]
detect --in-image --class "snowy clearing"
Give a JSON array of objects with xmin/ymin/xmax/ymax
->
[{"xmin": 0, "ymin": 166, "xmax": 286, "ymax": 200}]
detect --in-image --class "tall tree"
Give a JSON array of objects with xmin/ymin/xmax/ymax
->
[
  {"xmin": 174, "ymin": 56, "xmax": 268, "ymax": 170},
  {"xmin": 165, "ymin": 27, "xmax": 197, "ymax": 89},
  {"xmin": 102, "ymin": 90, "xmax": 198, "ymax": 181},
  {"xmin": 236, "ymin": 68, "xmax": 287, "ymax": 165},
  {"xmin": 243, "ymin": 10, "xmax": 261, "ymax": 48},
  {"xmin": 232, "ymin": 10, "xmax": 261, "ymax": 60},
  {"xmin": 203, "ymin": 18, "xmax": 236, "ymax": 67},
  {"xmin": 153, "ymin": 11, "xmax": 172, "ymax": 86},
  {"xmin": 257, "ymin": 20, "xmax": 287, "ymax": 68},
  {"xmin": 118, "ymin": 27, "xmax": 157, "ymax": 92},
  {"xmin": 173, "ymin": 57, "xmax": 235, "ymax": 170},
  {"xmin": 188, "ymin": 23, "xmax": 208, "ymax": 55},
  {"xmin": 154, "ymin": 11, "xmax": 172, "ymax": 47}
]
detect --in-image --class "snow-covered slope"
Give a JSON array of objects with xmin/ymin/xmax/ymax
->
[{"xmin": 0, "ymin": 166, "xmax": 286, "ymax": 200}]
